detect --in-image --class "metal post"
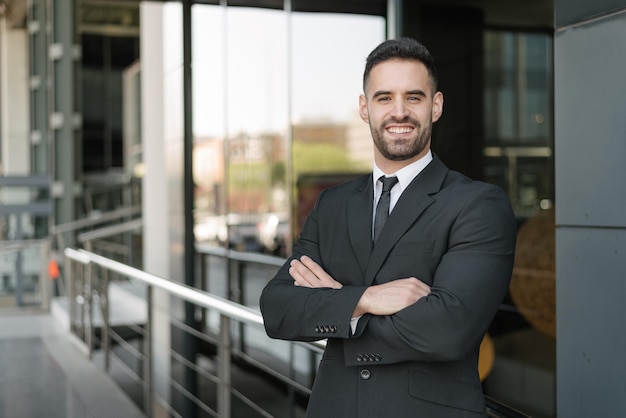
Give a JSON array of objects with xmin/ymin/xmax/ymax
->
[
  {"xmin": 387, "ymin": 0, "xmax": 403, "ymax": 40},
  {"xmin": 144, "ymin": 285, "xmax": 153, "ymax": 417},
  {"xmin": 65, "ymin": 249, "xmax": 75, "ymax": 332},
  {"xmin": 217, "ymin": 314, "xmax": 232, "ymax": 417},
  {"xmin": 15, "ymin": 219, "xmax": 24, "ymax": 306},
  {"xmin": 28, "ymin": 0, "xmax": 50, "ymax": 177},
  {"xmin": 236, "ymin": 260, "xmax": 245, "ymax": 353},
  {"xmin": 51, "ymin": 0, "xmax": 77, "ymax": 226},
  {"xmin": 199, "ymin": 254, "xmax": 208, "ymax": 328},
  {"xmin": 40, "ymin": 241, "xmax": 50, "ymax": 310},
  {"xmin": 182, "ymin": 1, "xmax": 198, "ymax": 416},
  {"xmin": 86, "ymin": 262, "xmax": 93, "ymax": 359},
  {"xmin": 102, "ymin": 268, "xmax": 110, "ymax": 372}
]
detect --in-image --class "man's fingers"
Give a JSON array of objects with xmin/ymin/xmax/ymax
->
[
  {"xmin": 290, "ymin": 259, "xmax": 317, "ymax": 286},
  {"xmin": 300, "ymin": 256, "xmax": 331, "ymax": 281},
  {"xmin": 290, "ymin": 256, "xmax": 342, "ymax": 289}
]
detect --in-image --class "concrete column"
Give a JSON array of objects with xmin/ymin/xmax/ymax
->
[
  {"xmin": 140, "ymin": 3, "xmax": 171, "ymax": 416},
  {"xmin": 554, "ymin": 2, "xmax": 626, "ymax": 417}
]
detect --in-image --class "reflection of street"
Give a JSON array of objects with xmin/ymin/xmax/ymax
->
[
  {"xmin": 201, "ymin": 253, "xmax": 279, "ymax": 307},
  {"xmin": 194, "ymin": 213, "xmax": 261, "ymax": 252},
  {"xmin": 256, "ymin": 213, "xmax": 288, "ymax": 256},
  {"xmin": 195, "ymin": 212, "xmax": 288, "ymax": 256},
  {"xmin": 199, "ymin": 252, "xmax": 319, "ymax": 392}
]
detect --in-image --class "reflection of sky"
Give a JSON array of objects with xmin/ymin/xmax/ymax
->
[{"xmin": 165, "ymin": 4, "xmax": 385, "ymax": 137}]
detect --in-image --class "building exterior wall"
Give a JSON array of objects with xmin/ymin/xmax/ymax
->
[
  {"xmin": 140, "ymin": 4, "xmax": 172, "ymax": 416},
  {"xmin": 554, "ymin": 2, "xmax": 626, "ymax": 416},
  {"xmin": 0, "ymin": 25, "xmax": 29, "ymax": 176}
]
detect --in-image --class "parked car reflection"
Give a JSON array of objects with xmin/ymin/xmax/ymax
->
[{"xmin": 256, "ymin": 213, "xmax": 288, "ymax": 256}]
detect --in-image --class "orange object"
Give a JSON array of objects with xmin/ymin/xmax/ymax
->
[
  {"xmin": 478, "ymin": 333, "xmax": 495, "ymax": 381},
  {"xmin": 48, "ymin": 259, "xmax": 60, "ymax": 279}
]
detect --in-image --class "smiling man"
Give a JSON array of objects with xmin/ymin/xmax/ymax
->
[{"xmin": 260, "ymin": 38, "xmax": 517, "ymax": 418}]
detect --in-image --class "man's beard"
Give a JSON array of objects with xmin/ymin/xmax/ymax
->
[{"xmin": 370, "ymin": 116, "xmax": 432, "ymax": 161}]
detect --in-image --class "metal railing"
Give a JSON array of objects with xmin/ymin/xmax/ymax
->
[
  {"xmin": 64, "ymin": 245, "xmax": 530, "ymax": 418},
  {"xmin": 52, "ymin": 205, "xmax": 142, "ymax": 255},
  {"xmin": 64, "ymin": 247, "xmax": 325, "ymax": 418},
  {"xmin": 0, "ymin": 239, "xmax": 51, "ymax": 309}
]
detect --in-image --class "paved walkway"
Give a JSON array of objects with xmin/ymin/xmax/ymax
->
[{"xmin": 0, "ymin": 310, "xmax": 145, "ymax": 418}]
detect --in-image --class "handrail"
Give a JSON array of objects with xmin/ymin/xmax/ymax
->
[
  {"xmin": 0, "ymin": 239, "xmax": 50, "ymax": 252},
  {"xmin": 52, "ymin": 205, "xmax": 141, "ymax": 234},
  {"xmin": 66, "ymin": 248, "xmax": 264, "ymax": 326},
  {"xmin": 196, "ymin": 241, "xmax": 285, "ymax": 267},
  {"xmin": 0, "ymin": 239, "xmax": 51, "ymax": 309},
  {"xmin": 77, "ymin": 218, "xmax": 143, "ymax": 244},
  {"xmin": 64, "ymin": 247, "xmax": 326, "ymax": 417},
  {"xmin": 64, "ymin": 246, "xmax": 526, "ymax": 418}
]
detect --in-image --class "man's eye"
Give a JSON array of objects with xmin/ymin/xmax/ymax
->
[
  {"xmin": 408, "ymin": 96, "xmax": 421, "ymax": 101},
  {"xmin": 378, "ymin": 97, "xmax": 391, "ymax": 102}
]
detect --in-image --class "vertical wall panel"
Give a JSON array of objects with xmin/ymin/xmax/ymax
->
[{"xmin": 555, "ymin": 2, "xmax": 626, "ymax": 417}]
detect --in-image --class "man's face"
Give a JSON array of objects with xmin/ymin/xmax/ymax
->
[{"xmin": 359, "ymin": 59, "xmax": 443, "ymax": 168}]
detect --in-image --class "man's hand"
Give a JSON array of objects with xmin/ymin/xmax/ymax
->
[
  {"xmin": 290, "ymin": 255, "xmax": 343, "ymax": 289},
  {"xmin": 353, "ymin": 278, "xmax": 431, "ymax": 317}
]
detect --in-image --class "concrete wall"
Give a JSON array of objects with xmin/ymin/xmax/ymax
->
[
  {"xmin": 0, "ymin": 24, "xmax": 29, "ymax": 175},
  {"xmin": 140, "ymin": 4, "xmax": 172, "ymax": 416},
  {"xmin": 554, "ymin": 2, "xmax": 626, "ymax": 417}
]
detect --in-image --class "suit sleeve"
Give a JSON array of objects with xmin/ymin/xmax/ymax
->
[
  {"xmin": 343, "ymin": 184, "xmax": 516, "ymax": 365},
  {"xmin": 260, "ymin": 189, "xmax": 367, "ymax": 342}
]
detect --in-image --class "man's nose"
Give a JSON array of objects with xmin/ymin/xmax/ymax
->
[{"xmin": 390, "ymin": 99, "xmax": 409, "ymax": 118}]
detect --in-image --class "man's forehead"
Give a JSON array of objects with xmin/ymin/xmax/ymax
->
[{"xmin": 366, "ymin": 59, "xmax": 433, "ymax": 93}]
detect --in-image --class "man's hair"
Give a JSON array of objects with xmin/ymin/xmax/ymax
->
[{"xmin": 363, "ymin": 37, "xmax": 438, "ymax": 94}]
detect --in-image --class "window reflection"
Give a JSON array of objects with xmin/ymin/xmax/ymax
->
[
  {"xmin": 290, "ymin": 12, "xmax": 385, "ymax": 244},
  {"xmin": 192, "ymin": 6, "xmax": 384, "ymax": 257},
  {"xmin": 483, "ymin": 31, "xmax": 553, "ymax": 219},
  {"xmin": 186, "ymin": 5, "xmax": 556, "ymax": 417},
  {"xmin": 483, "ymin": 30, "xmax": 556, "ymax": 418}
]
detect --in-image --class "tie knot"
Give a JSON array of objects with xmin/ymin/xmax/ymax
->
[{"xmin": 379, "ymin": 176, "xmax": 399, "ymax": 193}]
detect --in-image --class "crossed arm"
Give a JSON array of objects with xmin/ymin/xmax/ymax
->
[{"xmin": 290, "ymin": 255, "xmax": 431, "ymax": 318}]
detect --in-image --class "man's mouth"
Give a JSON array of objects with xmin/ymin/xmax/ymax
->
[{"xmin": 386, "ymin": 126, "xmax": 414, "ymax": 134}]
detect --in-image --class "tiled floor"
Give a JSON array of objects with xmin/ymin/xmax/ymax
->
[{"xmin": 0, "ymin": 310, "xmax": 145, "ymax": 418}]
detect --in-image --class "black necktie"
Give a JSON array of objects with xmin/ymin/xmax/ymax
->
[{"xmin": 374, "ymin": 176, "xmax": 399, "ymax": 242}]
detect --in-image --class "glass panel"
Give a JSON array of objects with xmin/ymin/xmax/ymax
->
[
  {"xmin": 484, "ymin": 31, "xmax": 553, "ymax": 217},
  {"xmin": 483, "ymin": 30, "xmax": 556, "ymax": 418},
  {"xmin": 484, "ymin": 32, "xmax": 551, "ymax": 145},
  {"xmin": 290, "ymin": 12, "xmax": 385, "ymax": 239},
  {"xmin": 224, "ymin": 7, "xmax": 288, "ymax": 255},
  {"xmin": 192, "ymin": 4, "xmax": 227, "ymax": 248}
]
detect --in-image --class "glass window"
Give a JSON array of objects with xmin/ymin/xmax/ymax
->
[
  {"xmin": 483, "ymin": 30, "xmax": 556, "ymax": 418},
  {"xmin": 484, "ymin": 31, "xmax": 553, "ymax": 218},
  {"xmin": 290, "ymin": 12, "xmax": 385, "ymax": 243},
  {"xmin": 192, "ymin": 6, "xmax": 384, "ymax": 258}
]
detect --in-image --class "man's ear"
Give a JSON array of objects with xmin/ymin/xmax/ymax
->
[
  {"xmin": 359, "ymin": 94, "xmax": 369, "ymax": 123},
  {"xmin": 432, "ymin": 91, "xmax": 444, "ymax": 123}
]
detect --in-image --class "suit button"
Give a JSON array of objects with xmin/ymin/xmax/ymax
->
[
  {"xmin": 360, "ymin": 369, "xmax": 371, "ymax": 380},
  {"xmin": 314, "ymin": 326, "xmax": 321, "ymax": 333},
  {"xmin": 374, "ymin": 354, "xmax": 382, "ymax": 362},
  {"xmin": 356, "ymin": 354, "xmax": 363, "ymax": 362},
  {"xmin": 330, "ymin": 325, "xmax": 337, "ymax": 333}
]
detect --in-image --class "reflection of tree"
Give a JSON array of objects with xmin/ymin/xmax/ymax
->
[
  {"xmin": 271, "ymin": 161, "xmax": 285, "ymax": 186},
  {"xmin": 292, "ymin": 141, "xmax": 368, "ymax": 176},
  {"xmin": 228, "ymin": 161, "xmax": 270, "ymax": 213}
]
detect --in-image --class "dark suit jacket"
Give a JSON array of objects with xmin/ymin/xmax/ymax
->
[{"xmin": 260, "ymin": 155, "xmax": 517, "ymax": 418}]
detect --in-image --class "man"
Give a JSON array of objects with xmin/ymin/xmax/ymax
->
[{"xmin": 260, "ymin": 38, "xmax": 516, "ymax": 418}]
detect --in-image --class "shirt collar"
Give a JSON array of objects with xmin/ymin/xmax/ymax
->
[{"xmin": 372, "ymin": 150, "xmax": 433, "ymax": 191}]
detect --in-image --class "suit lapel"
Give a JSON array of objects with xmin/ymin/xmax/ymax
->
[
  {"xmin": 364, "ymin": 156, "xmax": 449, "ymax": 284},
  {"xmin": 347, "ymin": 175, "xmax": 374, "ymax": 274}
]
